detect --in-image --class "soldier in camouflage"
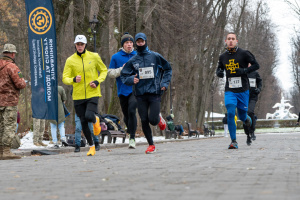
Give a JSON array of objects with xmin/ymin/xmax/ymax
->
[
  {"xmin": 0, "ymin": 43, "xmax": 26, "ymax": 160},
  {"xmin": 33, "ymin": 118, "xmax": 46, "ymax": 146}
]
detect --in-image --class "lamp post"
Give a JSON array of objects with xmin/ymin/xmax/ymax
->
[{"xmin": 89, "ymin": 15, "xmax": 99, "ymax": 52}]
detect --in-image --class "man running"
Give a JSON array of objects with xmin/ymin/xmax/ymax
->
[
  {"xmin": 108, "ymin": 32, "xmax": 137, "ymax": 149},
  {"xmin": 63, "ymin": 35, "xmax": 107, "ymax": 156},
  {"xmin": 216, "ymin": 32, "xmax": 260, "ymax": 149},
  {"xmin": 243, "ymin": 66, "xmax": 262, "ymax": 145},
  {"xmin": 121, "ymin": 32, "xmax": 172, "ymax": 154}
]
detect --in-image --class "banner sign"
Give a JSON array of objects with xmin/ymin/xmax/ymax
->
[{"xmin": 25, "ymin": 0, "xmax": 58, "ymax": 121}]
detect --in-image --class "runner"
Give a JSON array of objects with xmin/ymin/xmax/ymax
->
[
  {"xmin": 243, "ymin": 65, "xmax": 262, "ymax": 145},
  {"xmin": 216, "ymin": 32, "xmax": 260, "ymax": 149},
  {"xmin": 120, "ymin": 32, "xmax": 172, "ymax": 154},
  {"xmin": 62, "ymin": 35, "xmax": 107, "ymax": 156},
  {"xmin": 108, "ymin": 32, "xmax": 137, "ymax": 149}
]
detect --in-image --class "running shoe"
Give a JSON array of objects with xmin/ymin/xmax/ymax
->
[
  {"xmin": 87, "ymin": 146, "xmax": 96, "ymax": 156},
  {"xmin": 251, "ymin": 132, "xmax": 256, "ymax": 141},
  {"xmin": 145, "ymin": 145, "xmax": 156, "ymax": 154},
  {"xmin": 158, "ymin": 113, "xmax": 166, "ymax": 130},
  {"xmin": 93, "ymin": 116, "xmax": 101, "ymax": 136},
  {"xmin": 246, "ymin": 136, "xmax": 252, "ymax": 146},
  {"xmin": 129, "ymin": 139, "xmax": 136, "ymax": 149},
  {"xmin": 244, "ymin": 115, "xmax": 252, "ymax": 127},
  {"xmin": 228, "ymin": 141, "xmax": 238, "ymax": 149}
]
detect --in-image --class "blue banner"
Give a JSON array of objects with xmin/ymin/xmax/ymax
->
[{"xmin": 25, "ymin": 0, "xmax": 58, "ymax": 121}]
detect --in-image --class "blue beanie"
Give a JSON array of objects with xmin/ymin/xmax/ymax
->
[{"xmin": 135, "ymin": 32, "xmax": 147, "ymax": 41}]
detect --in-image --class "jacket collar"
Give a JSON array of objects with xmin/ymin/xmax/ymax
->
[{"xmin": 137, "ymin": 46, "xmax": 150, "ymax": 55}]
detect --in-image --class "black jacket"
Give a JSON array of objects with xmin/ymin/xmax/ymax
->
[
  {"xmin": 248, "ymin": 70, "xmax": 262, "ymax": 101},
  {"xmin": 217, "ymin": 48, "xmax": 260, "ymax": 93}
]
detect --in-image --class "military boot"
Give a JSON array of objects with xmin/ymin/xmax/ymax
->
[{"xmin": 2, "ymin": 146, "xmax": 21, "ymax": 160}]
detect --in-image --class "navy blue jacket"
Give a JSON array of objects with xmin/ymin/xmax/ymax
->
[
  {"xmin": 109, "ymin": 49, "xmax": 137, "ymax": 97},
  {"xmin": 120, "ymin": 47, "xmax": 172, "ymax": 96}
]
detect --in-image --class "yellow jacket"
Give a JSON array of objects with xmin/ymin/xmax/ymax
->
[{"xmin": 62, "ymin": 50, "xmax": 107, "ymax": 100}]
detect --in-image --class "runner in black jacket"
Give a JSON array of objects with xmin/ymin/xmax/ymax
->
[
  {"xmin": 243, "ymin": 70, "xmax": 262, "ymax": 144},
  {"xmin": 216, "ymin": 32, "xmax": 260, "ymax": 149}
]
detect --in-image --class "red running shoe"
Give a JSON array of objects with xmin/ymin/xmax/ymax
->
[
  {"xmin": 145, "ymin": 145, "xmax": 156, "ymax": 154},
  {"xmin": 158, "ymin": 113, "xmax": 166, "ymax": 130}
]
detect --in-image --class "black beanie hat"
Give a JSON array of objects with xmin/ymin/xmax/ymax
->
[{"xmin": 121, "ymin": 32, "xmax": 134, "ymax": 47}]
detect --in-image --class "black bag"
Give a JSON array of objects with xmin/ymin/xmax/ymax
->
[{"xmin": 65, "ymin": 134, "xmax": 86, "ymax": 147}]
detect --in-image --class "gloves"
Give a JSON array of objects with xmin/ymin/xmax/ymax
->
[
  {"xmin": 216, "ymin": 68, "xmax": 224, "ymax": 78},
  {"xmin": 254, "ymin": 88, "xmax": 260, "ymax": 94},
  {"xmin": 235, "ymin": 68, "xmax": 248, "ymax": 75}
]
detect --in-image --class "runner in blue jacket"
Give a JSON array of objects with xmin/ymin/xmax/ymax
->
[
  {"xmin": 108, "ymin": 32, "xmax": 137, "ymax": 149},
  {"xmin": 121, "ymin": 32, "xmax": 172, "ymax": 154}
]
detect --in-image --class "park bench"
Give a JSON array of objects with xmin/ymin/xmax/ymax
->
[
  {"xmin": 186, "ymin": 122, "xmax": 200, "ymax": 138},
  {"xmin": 100, "ymin": 130, "xmax": 126, "ymax": 144},
  {"xmin": 203, "ymin": 124, "xmax": 215, "ymax": 137},
  {"xmin": 165, "ymin": 129, "xmax": 179, "ymax": 139}
]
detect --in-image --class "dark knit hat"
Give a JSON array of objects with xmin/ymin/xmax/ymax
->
[{"xmin": 121, "ymin": 32, "xmax": 134, "ymax": 47}]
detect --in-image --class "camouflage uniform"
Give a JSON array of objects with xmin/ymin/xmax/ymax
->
[
  {"xmin": 0, "ymin": 106, "xmax": 17, "ymax": 147},
  {"xmin": 0, "ymin": 44, "xmax": 26, "ymax": 160},
  {"xmin": 32, "ymin": 118, "xmax": 46, "ymax": 144}
]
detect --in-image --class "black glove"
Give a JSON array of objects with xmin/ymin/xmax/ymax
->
[
  {"xmin": 235, "ymin": 68, "xmax": 248, "ymax": 76},
  {"xmin": 254, "ymin": 88, "xmax": 260, "ymax": 94},
  {"xmin": 216, "ymin": 68, "xmax": 224, "ymax": 78}
]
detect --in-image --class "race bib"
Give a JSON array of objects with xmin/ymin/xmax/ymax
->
[
  {"xmin": 228, "ymin": 77, "xmax": 242, "ymax": 88},
  {"xmin": 248, "ymin": 78, "xmax": 256, "ymax": 87},
  {"xmin": 139, "ymin": 67, "xmax": 154, "ymax": 79}
]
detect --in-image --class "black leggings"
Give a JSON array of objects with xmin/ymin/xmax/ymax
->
[
  {"xmin": 74, "ymin": 97, "xmax": 98, "ymax": 146},
  {"xmin": 243, "ymin": 99, "xmax": 257, "ymax": 135},
  {"xmin": 119, "ymin": 93, "xmax": 137, "ymax": 139},
  {"xmin": 136, "ymin": 94, "xmax": 161, "ymax": 145}
]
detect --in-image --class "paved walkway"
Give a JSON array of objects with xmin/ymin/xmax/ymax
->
[{"xmin": 1, "ymin": 133, "xmax": 300, "ymax": 200}]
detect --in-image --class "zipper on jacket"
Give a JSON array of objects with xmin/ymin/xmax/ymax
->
[{"xmin": 81, "ymin": 56, "xmax": 87, "ymax": 99}]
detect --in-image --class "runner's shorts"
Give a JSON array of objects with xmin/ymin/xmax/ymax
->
[{"xmin": 224, "ymin": 90, "xmax": 249, "ymax": 111}]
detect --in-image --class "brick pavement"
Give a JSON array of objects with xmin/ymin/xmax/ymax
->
[{"xmin": 0, "ymin": 133, "xmax": 299, "ymax": 200}]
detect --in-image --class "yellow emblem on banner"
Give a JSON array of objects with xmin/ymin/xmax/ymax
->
[
  {"xmin": 29, "ymin": 7, "xmax": 52, "ymax": 35},
  {"xmin": 226, "ymin": 59, "xmax": 239, "ymax": 74}
]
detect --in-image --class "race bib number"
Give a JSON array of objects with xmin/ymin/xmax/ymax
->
[
  {"xmin": 228, "ymin": 77, "xmax": 242, "ymax": 88},
  {"xmin": 139, "ymin": 67, "xmax": 154, "ymax": 79},
  {"xmin": 248, "ymin": 78, "xmax": 256, "ymax": 87}
]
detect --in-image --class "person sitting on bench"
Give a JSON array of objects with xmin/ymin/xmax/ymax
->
[{"xmin": 166, "ymin": 114, "xmax": 184, "ymax": 139}]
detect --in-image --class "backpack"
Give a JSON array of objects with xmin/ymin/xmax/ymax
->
[
  {"xmin": 167, "ymin": 121, "xmax": 175, "ymax": 131},
  {"xmin": 65, "ymin": 134, "xmax": 86, "ymax": 147}
]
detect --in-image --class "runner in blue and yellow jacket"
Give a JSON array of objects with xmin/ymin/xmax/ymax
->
[{"xmin": 62, "ymin": 35, "xmax": 107, "ymax": 156}]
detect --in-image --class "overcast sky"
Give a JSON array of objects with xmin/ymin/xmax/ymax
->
[{"xmin": 266, "ymin": 0, "xmax": 300, "ymax": 91}]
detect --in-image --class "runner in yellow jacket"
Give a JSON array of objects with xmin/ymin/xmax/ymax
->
[{"xmin": 63, "ymin": 35, "xmax": 107, "ymax": 156}]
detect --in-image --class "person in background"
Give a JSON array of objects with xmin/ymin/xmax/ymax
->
[
  {"xmin": 108, "ymin": 32, "xmax": 137, "ymax": 149},
  {"xmin": 243, "ymin": 65, "xmax": 262, "ymax": 145},
  {"xmin": 74, "ymin": 113, "xmax": 100, "ymax": 152},
  {"xmin": 0, "ymin": 43, "xmax": 26, "ymax": 160},
  {"xmin": 49, "ymin": 86, "xmax": 67, "ymax": 148},
  {"xmin": 166, "ymin": 114, "xmax": 184, "ymax": 139},
  {"xmin": 63, "ymin": 35, "xmax": 107, "ymax": 156},
  {"xmin": 222, "ymin": 113, "xmax": 228, "ymax": 137},
  {"xmin": 121, "ymin": 32, "xmax": 172, "ymax": 154},
  {"xmin": 16, "ymin": 111, "xmax": 20, "ymax": 133},
  {"xmin": 33, "ymin": 118, "xmax": 47, "ymax": 146}
]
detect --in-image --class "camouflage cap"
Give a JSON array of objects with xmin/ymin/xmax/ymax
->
[{"xmin": 2, "ymin": 43, "xmax": 17, "ymax": 53}]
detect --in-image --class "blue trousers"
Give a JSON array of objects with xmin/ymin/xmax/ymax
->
[
  {"xmin": 75, "ymin": 113, "xmax": 99, "ymax": 147},
  {"xmin": 225, "ymin": 91, "xmax": 249, "ymax": 141}
]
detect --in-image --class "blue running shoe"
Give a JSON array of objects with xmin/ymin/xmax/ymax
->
[
  {"xmin": 244, "ymin": 115, "xmax": 252, "ymax": 127},
  {"xmin": 228, "ymin": 141, "xmax": 238, "ymax": 149}
]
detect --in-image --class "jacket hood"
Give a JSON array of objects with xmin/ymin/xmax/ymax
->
[{"xmin": 135, "ymin": 33, "xmax": 147, "ymax": 41}]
